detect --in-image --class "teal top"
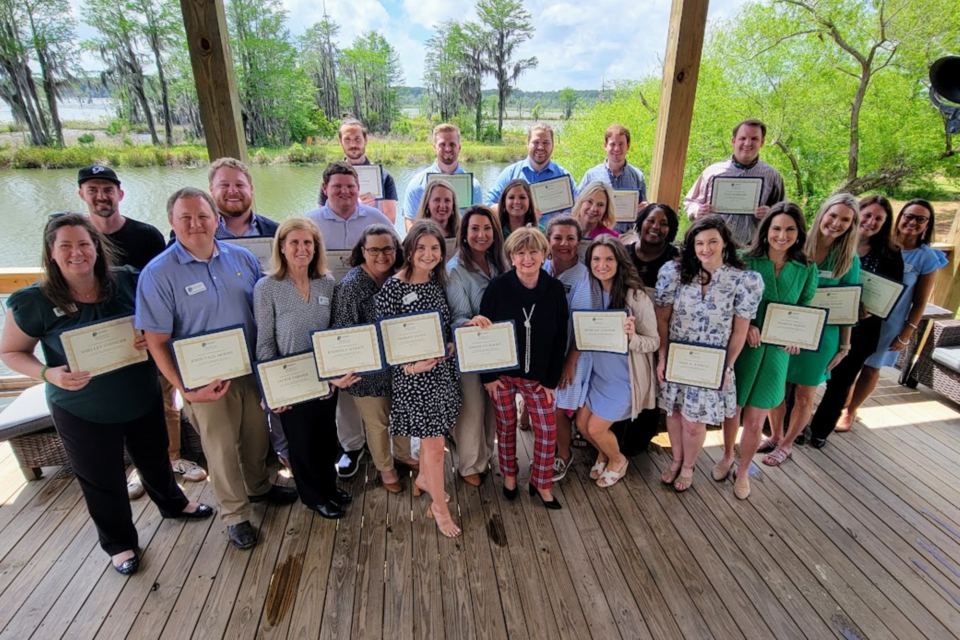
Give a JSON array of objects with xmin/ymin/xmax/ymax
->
[{"xmin": 7, "ymin": 267, "xmax": 160, "ymax": 423}]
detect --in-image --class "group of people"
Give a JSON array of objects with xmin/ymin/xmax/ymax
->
[{"xmin": 0, "ymin": 117, "xmax": 945, "ymax": 573}]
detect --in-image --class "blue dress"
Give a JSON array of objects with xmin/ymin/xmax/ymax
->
[
  {"xmin": 546, "ymin": 260, "xmax": 598, "ymax": 411},
  {"xmin": 585, "ymin": 291, "xmax": 632, "ymax": 422},
  {"xmin": 864, "ymin": 244, "xmax": 948, "ymax": 368}
]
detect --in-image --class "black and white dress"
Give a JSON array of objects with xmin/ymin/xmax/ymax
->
[{"xmin": 375, "ymin": 275, "xmax": 462, "ymax": 438}]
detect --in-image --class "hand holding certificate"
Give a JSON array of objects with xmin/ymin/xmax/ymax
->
[
  {"xmin": 810, "ymin": 285, "xmax": 862, "ymax": 325},
  {"xmin": 859, "ymin": 271, "xmax": 905, "ymax": 319},
  {"xmin": 572, "ymin": 310, "xmax": 628, "ymax": 354},
  {"xmin": 60, "ymin": 315, "xmax": 147, "ymax": 377},
  {"xmin": 454, "ymin": 322, "xmax": 519, "ymax": 374},
  {"xmin": 172, "ymin": 326, "xmax": 252, "ymax": 390},
  {"xmin": 354, "ymin": 164, "xmax": 384, "ymax": 199},
  {"xmin": 530, "ymin": 177, "xmax": 574, "ymax": 214},
  {"xmin": 760, "ymin": 303, "xmax": 827, "ymax": 351},
  {"xmin": 312, "ymin": 323, "xmax": 384, "ymax": 378},
  {"xmin": 256, "ymin": 352, "xmax": 331, "ymax": 410},
  {"xmin": 710, "ymin": 176, "xmax": 763, "ymax": 215},
  {"xmin": 379, "ymin": 310, "xmax": 447, "ymax": 366},
  {"xmin": 665, "ymin": 342, "xmax": 727, "ymax": 389}
]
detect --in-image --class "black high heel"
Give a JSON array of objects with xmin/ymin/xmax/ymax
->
[
  {"xmin": 529, "ymin": 483, "xmax": 562, "ymax": 510},
  {"xmin": 503, "ymin": 481, "xmax": 518, "ymax": 501}
]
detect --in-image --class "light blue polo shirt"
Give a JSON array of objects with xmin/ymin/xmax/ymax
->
[
  {"xmin": 304, "ymin": 203, "xmax": 392, "ymax": 251},
  {"xmin": 484, "ymin": 158, "xmax": 577, "ymax": 225},
  {"xmin": 135, "ymin": 240, "xmax": 262, "ymax": 351},
  {"xmin": 401, "ymin": 161, "xmax": 483, "ymax": 220}
]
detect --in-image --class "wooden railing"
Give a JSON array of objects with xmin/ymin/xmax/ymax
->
[{"xmin": 0, "ymin": 268, "xmax": 44, "ymax": 395}]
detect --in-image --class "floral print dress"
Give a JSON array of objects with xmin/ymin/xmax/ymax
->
[{"xmin": 655, "ymin": 260, "xmax": 763, "ymax": 424}]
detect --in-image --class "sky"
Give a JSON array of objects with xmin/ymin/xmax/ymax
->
[{"xmin": 67, "ymin": 0, "xmax": 750, "ymax": 91}]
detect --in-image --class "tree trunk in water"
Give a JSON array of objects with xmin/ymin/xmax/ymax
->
[
  {"xmin": 150, "ymin": 35, "xmax": 173, "ymax": 146},
  {"xmin": 35, "ymin": 47, "xmax": 64, "ymax": 147}
]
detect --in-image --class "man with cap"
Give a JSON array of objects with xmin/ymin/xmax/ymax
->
[{"xmin": 77, "ymin": 166, "xmax": 208, "ymax": 498}]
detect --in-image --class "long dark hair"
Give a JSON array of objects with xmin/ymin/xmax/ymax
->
[
  {"xmin": 456, "ymin": 205, "xmax": 507, "ymax": 274},
  {"xmin": 401, "ymin": 220, "xmax": 448, "ymax": 285},
  {"xmin": 634, "ymin": 202, "xmax": 679, "ymax": 245},
  {"xmin": 585, "ymin": 235, "xmax": 643, "ymax": 309},
  {"xmin": 859, "ymin": 195, "xmax": 897, "ymax": 253},
  {"xmin": 41, "ymin": 212, "xmax": 117, "ymax": 316},
  {"xmin": 895, "ymin": 198, "xmax": 936, "ymax": 246},
  {"xmin": 497, "ymin": 179, "xmax": 537, "ymax": 230},
  {"xmin": 677, "ymin": 217, "xmax": 744, "ymax": 285},
  {"xmin": 745, "ymin": 201, "xmax": 809, "ymax": 264}
]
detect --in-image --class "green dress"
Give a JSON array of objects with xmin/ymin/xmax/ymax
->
[
  {"xmin": 786, "ymin": 250, "xmax": 861, "ymax": 386},
  {"xmin": 735, "ymin": 256, "xmax": 819, "ymax": 409}
]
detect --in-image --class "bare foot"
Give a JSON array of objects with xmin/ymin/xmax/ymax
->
[
  {"xmin": 181, "ymin": 502, "xmax": 203, "ymax": 514},
  {"xmin": 111, "ymin": 549, "xmax": 136, "ymax": 568},
  {"xmin": 428, "ymin": 503, "xmax": 462, "ymax": 538},
  {"xmin": 835, "ymin": 409, "xmax": 855, "ymax": 432},
  {"xmin": 413, "ymin": 478, "xmax": 450, "ymax": 502},
  {"xmin": 661, "ymin": 460, "xmax": 682, "ymax": 484}
]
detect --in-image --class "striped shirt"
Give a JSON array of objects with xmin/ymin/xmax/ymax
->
[{"xmin": 446, "ymin": 253, "xmax": 500, "ymax": 327}]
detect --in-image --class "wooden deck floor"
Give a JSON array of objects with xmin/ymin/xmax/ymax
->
[{"xmin": 2, "ymin": 368, "xmax": 960, "ymax": 640}]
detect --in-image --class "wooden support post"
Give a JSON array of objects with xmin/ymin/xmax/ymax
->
[
  {"xmin": 648, "ymin": 0, "xmax": 710, "ymax": 210},
  {"xmin": 179, "ymin": 0, "xmax": 248, "ymax": 163},
  {"xmin": 931, "ymin": 203, "xmax": 960, "ymax": 314}
]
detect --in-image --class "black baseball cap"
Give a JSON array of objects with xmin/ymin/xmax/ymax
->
[{"xmin": 78, "ymin": 165, "xmax": 121, "ymax": 187}]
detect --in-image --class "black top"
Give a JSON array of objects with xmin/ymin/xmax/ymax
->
[
  {"xmin": 331, "ymin": 266, "xmax": 392, "ymax": 397},
  {"xmin": 107, "ymin": 217, "xmax": 166, "ymax": 270},
  {"xmin": 479, "ymin": 269, "xmax": 569, "ymax": 388},
  {"xmin": 318, "ymin": 158, "xmax": 398, "ymax": 205},
  {"xmin": 627, "ymin": 242, "xmax": 680, "ymax": 289},
  {"xmin": 853, "ymin": 244, "xmax": 905, "ymax": 343}
]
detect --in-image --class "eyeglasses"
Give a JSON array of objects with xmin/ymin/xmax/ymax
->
[
  {"xmin": 902, "ymin": 213, "xmax": 930, "ymax": 224},
  {"xmin": 363, "ymin": 247, "xmax": 396, "ymax": 257}
]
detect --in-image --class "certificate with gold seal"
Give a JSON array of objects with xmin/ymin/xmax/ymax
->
[
  {"xmin": 760, "ymin": 303, "xmax": 827, "ymax": 351},
  {"xmin": 810, "ymin": 285, "xmax": 862, "ymax": 326},
  {"xmin": 172, "ymin": 326, "xmax": 252, "ymax": 390},
  {"xmin": 325, "ymin": 250, "xmax": 353, "ymax": 283},
  {"xmin": 256, "ymin": 351, "xmax": 331, "ymax": 410},
  {"xmin": 311, "ymin": 323, "xmax": 384, "ymax": 378},
  {"xmin": 710, "ymin": 176, "xmax": 763, "ymax": 215},
  {"xmin": 222, "ymin": 236, "xmax": 273, "ymax": 271},
  {"xmin": 665, "ymin": 342, "xmax": 727, "ymax": 390},
  {"xmin": 60, "ymin": 315, "xmax": 147, "ymax": 377},
  {"xmin": 427, "ymin": 173, "xmax": 474, "ymax": 206},
  {"xmin": 379, "ymin": 310, "xmax": 446, "ymax": 366},
  {"xmin": 572, "ymin": 310, "xmax": 628, "ymax": 354},
  {"xmin": 531, "ymin": 176, "xmax": 574, "ymax": 214},
  {"xmin": 860, "ymin": 271, "xmax": 905, "ymax": 319},
  {"xmin": 454, "ymin": 321, "xmax": 519, "ymax": 374},
  {"xmin": 613, "ymin": 190, "xmax": 640, "ymax": 223}
]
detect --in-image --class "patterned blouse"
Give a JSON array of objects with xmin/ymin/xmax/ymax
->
[
  {"xmin": 331, "ymin": 266, "xmax": 392, "ymax": 397},
  {"xmin": 253, "ymin": 274, "xmax": 336, "ymax": 360}
]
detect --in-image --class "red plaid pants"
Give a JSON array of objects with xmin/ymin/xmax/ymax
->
[{"xmin": 490, "ymin": 376, "xmax": 557, "ymax": 490}]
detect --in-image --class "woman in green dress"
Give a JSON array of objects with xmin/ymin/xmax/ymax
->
[
  {"xmin": 764, "ymin": 193, "xmax": 861, "ymax": 466},
  {"xmin": 714, "ymin": 202, "xmax": 818, "ymax": 498}
]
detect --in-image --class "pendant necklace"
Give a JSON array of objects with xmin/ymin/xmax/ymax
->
[{"xmin": 522, "ymin": 304, "xmax": 536, "ymax": 373}]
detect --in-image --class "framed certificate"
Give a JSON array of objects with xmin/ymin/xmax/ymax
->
[
  {"xmin": 379, "ymin": 310, "xmax": 447, "ymax": 366},
  {"xmin": 612, "ymin": 190, "xmax": 640, "ymax": 223},
  {"xmin": 444, "ymin": 237, "xmax": 458, "ymax": 263},
  {"xmin": 810, "ymin": 285, "xmax": 862, "ymax": 325},
  {"xmin": 709, "ymin": 176, "xmax": 764, "ymax": 215},
  {"xmin": 255, "ymin": 351, "xmax": 331, "ymax": 410},
  {"xmin": 354, "ymin": 164, "xmax": 384, "ymax": 199},
  {"xmin": 860, "ymin": 271, "xmax": 905, "ymax": 319},
  {"xmin": 665, "ymin": 342, "xmax": 727, "ymax": 390},
  {"xmin": 454, "ymin": 321, "xmax": 519, "ymax": 374},
  {"xmin": 325, "ymin": 250, "xmax": 353, "ymax": 284},
  {"xmin": 222, "ymin": 236, "xmax": 273, "ymax": 271},
  {"xmin": 60, "ymin": 315, "xmax": 147, "ymax": 377},
  {"xmin": 172, "ymin": 325, "xmax": 252, "ymax": 390},
  {"xmin": 572, "ymin": 310, "xmax": 628, "ymax": 354},
  {"xmin": 311, "ymin": 323, "xmax": 385, "ymax": 378},
  {"xmin": 531, "ymin": 177, "xmax": 574, "ymax": 214},
  {"xmin": 760, "ymin": 303, "xmax": 827, "ymax": 351},
  {"xmin": 427, "ymin": 173, "xmax": 474, "ymax": 207}
]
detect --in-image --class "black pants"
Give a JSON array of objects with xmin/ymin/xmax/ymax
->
[
  {"xmin": 611, "ymin": 408, "xmax": 663, "ymax": 456},
  {"xmin": 809, "ymin": 317, "xmax": 882, "ymax": 440},
  {"xmin": 50, "ymin": 400, "xmax": 189, "ymax": 556},
  {"xmin": 278, "ymin": 391, "xmax": 340, "ymax": 507}
]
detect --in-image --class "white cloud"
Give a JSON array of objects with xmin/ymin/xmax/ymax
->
[{"xmin": 401, "ymin": 0, "xmax": 469, "ymax": 29}]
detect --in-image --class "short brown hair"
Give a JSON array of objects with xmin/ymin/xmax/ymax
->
[
  {"xmin": 338, "ymin": 118, "xmax": 367, "ymax": 139},
  {"xmin": 323, "ymin": 161, "xmax": 359, "ymax": 186},
  {"xmin": 167, "ymin": 187, "xmax": 217, "ymax": 220},
  {"xmin": 348, "ymin": 224, "xmax": 403, "ymax": 270},
  {"xmin": 545, "ymin": 214, "xmax": 583, "ymax": 243},
  {"xmin": 732, "ymin": 119, "xmax": 766, "ymax": 139},
  {"xmin": 604, "ymin": 124, "xmax": 630, "ymax": 144},
  {"xmin": 527, "ymin": 123, "xmax": 554, "ymax": 143},
  {"xmin": 208, "ymin": 157, "xmax": 252, "ymax": 186}
]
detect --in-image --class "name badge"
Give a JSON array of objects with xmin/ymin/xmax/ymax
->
[
  {"xmin": 402, "ymin": 292, "xmax": 419, "ymax": 305},
  {"xmin": 185, "ymin": 282, "xmax": 207, "ymax": 296},
  {"xmin": 818, "ymin": 270, "xmax": 834, "ymax": 280},
  {"xmin": 904, "ymin": 263, "xmax": 915, "ymax": 273},
  {"xmin": 318, "ymin": 295, "xmax": 330, "ymax": 306}
]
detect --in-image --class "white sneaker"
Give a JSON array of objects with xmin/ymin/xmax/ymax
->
[
  {"xmin": 127, "ymin": 470, "xmax": 145, "ymax": 500},
  {"xmin": 172, "ymin": 458, "xmax": 208, "ymax": 482}
]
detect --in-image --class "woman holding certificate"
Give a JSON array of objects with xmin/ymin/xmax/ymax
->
[
  {"xmin": 843, "ymin": 199, "xmax": 947, "ymax": 432},
  {"xmin": 655, "ymin": 217, "xmax": 762, "ymax": 492},
  {"xmin": 713, "ymin": 202, "xmax": 818, "ymax": 498},
  {"xmin": 376, "ymin": 220, "xmax": 462, "ymax": 537},
  {"xmin": 254, "ymin": 217, "xmax": 351, "ymax": 520},
  {"xmin": 578, "ymin": 236, "xmax": 659, "ymax": 488},
  {"xmin": 807, "ymin": 196, "xmax": 903, "ymax": 447},
  {"xmin": 764, "ymin": 194, "xmax": 861, "ymax": 466},
  {"xmin": 446, "ymin": 206, "xmax": 507, "ymax": 486},
  {"xmin": 332, "ymin": 225, "xmax": 417, "ymax": 494},
  {"xmin": 0, "ymin": 213, "xmax": 212, "ymax": 576},
  {"xmin": 415, "ymin": 179, "xmax": 460, "ymax": 238},
  {"xmin": 479, "ymin": 227, "xmax": 569, "ymax": 508},
  {"xmin": 497, "ymin": 179, "xmax": 542, "ymax": 236},
  {"xmin": 571, "ymin": 181, "xmax": 619, "ymax": 240}
]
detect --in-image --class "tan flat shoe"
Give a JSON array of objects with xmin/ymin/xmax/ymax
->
[
  {"xmin": 462, "ymin": 473, "xmax": 481, "ymax": 487},
  {"xmin": 733, "ymin": 466, "xmax": 751, "ymax": 500},
  {"xmin": 712, "ymin": 458, "xmax": 734, "ymax": 482}
]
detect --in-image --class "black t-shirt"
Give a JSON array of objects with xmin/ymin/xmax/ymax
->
[
  {"xmin": 318, "ymin": 158, "xmax": 398, "ymax": 206},
  {"xmin": 107, "ymin": 217, "xmax": 166, "ymax": 270},
  {"xmin": 627, "ymin": 242, "xmax": 680, "ymax": 288}
]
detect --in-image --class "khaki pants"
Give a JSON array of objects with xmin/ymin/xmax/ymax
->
[
  {"xmin": 352, "ymin": 395, "xmax": 412, "ymax": 472},
  {"xmin": 452, "ymin": 373, "xmax": 497, "ymax": 476},
  {"xmin": 186, "ymin": 374, "xmax": 270, "ymax": 525},
  {"xmin": 160, "ymin": 375, "xmax": 181, "ymax": 461}
]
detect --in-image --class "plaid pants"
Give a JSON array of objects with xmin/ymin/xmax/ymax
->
[{"xmin": 491, "ymin": 376, "xmax": 557, "ymax": 490}]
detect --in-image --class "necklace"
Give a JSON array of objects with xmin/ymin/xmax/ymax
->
[
  {"xmin": 521, "ymin": 304, "xmax": 536, "ymax": 373},
  {"xmin": 70, "ymin": 283, "xmax": 99, "ymax": 302}
]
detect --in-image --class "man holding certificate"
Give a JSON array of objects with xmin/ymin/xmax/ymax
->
[
  {"xmin": 137, "ymin": 188, "xmax": 297, "ymax": 551},
  {"xmin": 577, "ymin": 124, "xmax": 648, "ymax": 233},
  {"xmin": 318, "ymin": 118, "xmax": 398, "ymax": 223},
  {"xmin": 683, "ymin": 119, "xmax": 785, "ymax": 246},
  {"xmin": 485, "ymin": 124, "xmax": 577, "ymax": 226}
]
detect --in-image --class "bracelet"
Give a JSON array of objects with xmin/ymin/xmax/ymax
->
[
  {"xmin": 839, "ymin": 345, "xmax": 851, "ymax": 351},
  {"xmin": 39, "ymin": 365, "xmax": 50, "ymax": 382},
  {"xmin": 907, "ymin": 322, "xmax": 919, "ymax": 330},
  {"xmin": 896, "ymin": 336, "xmax": 910, "ymax": 346}
]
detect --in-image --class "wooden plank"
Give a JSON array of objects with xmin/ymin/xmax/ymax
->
[
  {"xmin": 258, "ymin": 499, "xmax": 314, "ymax": 640},
  {"xmin": 0, "ymin": 464, "xmax": 60, "ymax": 538},
  {"xmin": 352, "ymin": 472, "xmax": 387, "ymax": 640},
  {"xmin": 0, "ymin": 268, "xmax": 43, "ymax": 295},
  {"xmin": 648, "ymin": 0, "xmax": 710, "ymax": 209},
  {"xmin": 0, "ymin": 466, "xmax": 76, "ymax": 552},
  {"xmin": 285, "ymin": 508, "xmax": 338, "ymax": 640},
  {"xmin": 318, "ymin": 473, "xmax": 365, "ymax": 640},
  {"xmin": 177, "ymin": 0, "xmax": 248, "ymax": 163},
  {"xmin": 381, "ymin": 474, "xmax": 414, "ymax": 640},
  {"xmin": 411, "ymin": 473, "xmax": 442, "ymax": 640},
  {"xmin": 438, "ymin": 455, "xmax": 477, "ymax": 640}
]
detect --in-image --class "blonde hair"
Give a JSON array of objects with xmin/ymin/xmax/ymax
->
[
  {"xmin": 432, "ymin": 123, "xmax": 461, "ymax": 143},
  {"xmin": 805, "ymin": 193, "xmax": 860, "ymax": 279},
  {"xmin": 268, "ymin": 217, "xmax": 328, "ymax": 280},
  {"xmin": 208, "ymin": 157, "xmax": 253, "ymax": 186},
  {"xmin": 571, "ymin": 181, "xmax": 616, "ymax": 232},
  {"xmin": 416, "ymin": 179, "xmax": 460, "ymax": 238},
  {"xmin": 504, "ymin": 226, "xmax": 549, "ymax": 260}
]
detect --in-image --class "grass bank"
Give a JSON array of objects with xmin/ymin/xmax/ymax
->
[{"xmin": 0, "ymin": 140, "xmax": 527, "ymax": 170}]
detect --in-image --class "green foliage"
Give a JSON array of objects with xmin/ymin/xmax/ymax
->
[
  {"xmin": 77, "ymin": 133, "xmax": 96, "ymax": 145},
  {"xmin": 338, "ymin": 31, "xmax": 403, "ymax": 134},
  {"xmin": 105, "ymin": 118, "xmax": 127, "ymax": 136},
  {"xmin": 558, "ymin": 87, "xmax": 577, "ymax": 120}
]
